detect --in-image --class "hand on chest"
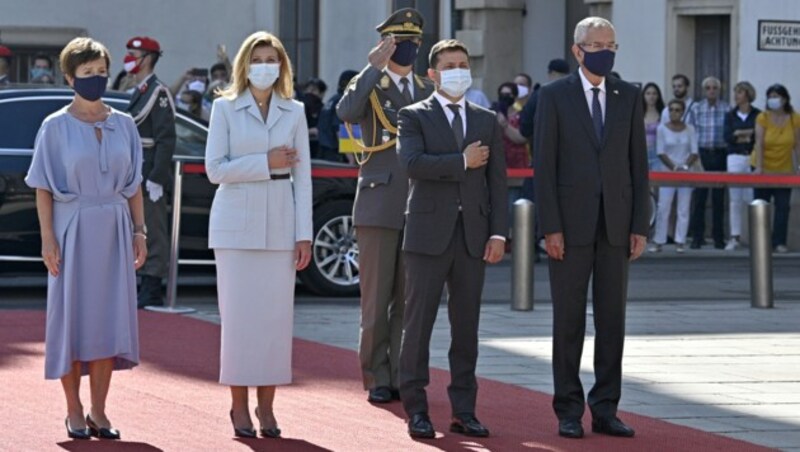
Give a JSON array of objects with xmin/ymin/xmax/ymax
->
[{"xmin": 229, "ymin": 111, "xmax": 295, "ymax": 155}]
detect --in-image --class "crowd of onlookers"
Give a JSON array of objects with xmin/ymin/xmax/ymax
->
[{"xmin": 642, "ymin": 75, "xmax": 798, "ymax": 254}]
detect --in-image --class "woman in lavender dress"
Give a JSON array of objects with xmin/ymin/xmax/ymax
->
[{"xmin": 25, "ymin": 37, "xmax": 146, "ymax": 440}]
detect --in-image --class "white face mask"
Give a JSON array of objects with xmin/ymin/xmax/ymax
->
[
  {"xmin": 516, "ymin": 84, "xmax": 529, "ymax": 98},
  {"xmin": 767, "ymin": 97, "xmax": 783, "ymax": 111},
  {"xmin": 187, "ymin": 80, "xmax": 206, "ymax": 93},
  {"xmin": 438, "ymin": 68, "xmax": 472, "ymax": 99},
  {"xmin": 248, "ymin": 63, "xmax": 280, "ymax": 90}
]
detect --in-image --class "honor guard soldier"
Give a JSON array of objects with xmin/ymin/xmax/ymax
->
[
  {"xmin": 337, "ymin": 8, "xmax": 434, "ymax": 404},
  {"xmin": 124, "ymin": 36, "xmax": 177, "ymax": 308}
]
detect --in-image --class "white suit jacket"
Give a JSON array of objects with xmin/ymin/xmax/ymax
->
[{"xmin": 205, "ymin": 92, "xmax": 313, "ymax": 250}]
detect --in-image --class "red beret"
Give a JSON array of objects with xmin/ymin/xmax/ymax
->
[
  {"xmin": 0, "ymin": 45, "xmax": 12, "ymax": 58},
  {"xmin": 126, "ymin": 37, "xmax": 161, "ymax": 53}
]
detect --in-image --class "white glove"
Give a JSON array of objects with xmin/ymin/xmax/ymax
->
[{"xmin": 145, "ymin": 180, "xmax": 163, "ymax": 203}]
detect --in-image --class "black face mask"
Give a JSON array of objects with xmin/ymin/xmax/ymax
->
[
  {"xmin": 73, "ymin": 75, "xmax": 108, "ymax": 102},
  {"xmin": 499, "ymin": 94, "xmax": 515, "ymax": 106},
  {"xmin": 390, "ymin": 40, "xmax": 419, "ymax": 66}
]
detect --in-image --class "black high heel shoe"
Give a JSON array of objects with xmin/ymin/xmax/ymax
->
[
  {"xmin": 255, "ymin": 407, "xmax": 281, "ymax": 438},
  {"xmin": 229, "ymin": 410, "xmax": 256, "ymax": 438},
  {"xmin": 86, "ymin": 414, "xmax": 120, "ymax": 440},
  {"xmin": 65, "ymin": 417, "xmax": 91, "ymax": 440}
]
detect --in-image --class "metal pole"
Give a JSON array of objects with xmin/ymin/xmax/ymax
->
[
  {"xmin": 146, "ymin": 160, "xmax": 195, "ymax": 314},
  {"xmin": 511, "ymin": 199, "xmax": 535, "ymax": 311},
  {"xmin": 749, "ymin": 199, "xmax": 773, "ymax": 309}
]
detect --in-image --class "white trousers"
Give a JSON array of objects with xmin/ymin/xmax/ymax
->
[
  {"xmin": 727, "ymin": 154, "xmax": 753, "ymax": 237},
  {"xmin": 655, "ymin": 186, "xmax": 693, "ymax": 245}
]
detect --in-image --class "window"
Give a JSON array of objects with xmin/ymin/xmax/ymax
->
[
  {"xmin": 3, "ymin": 46, "xmax": 63, "ymax": 84},
  {"xmin": 392, "ymin": 0, "xmax": 440, "ymax": 74},
  {"xmin": 280, "ymin": 0, "xmax": 319, "ymax": 87},
  {"xmin": 0, "ymin": 98, "xmax": 69, "ymax": 149}
]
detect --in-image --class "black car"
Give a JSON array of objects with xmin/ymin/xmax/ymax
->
[{"xmin": 0, "ymin": 86, "xmax": 359, "ymax": 296}]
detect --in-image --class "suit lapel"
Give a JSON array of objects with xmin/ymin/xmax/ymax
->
[
  {"xmin": 601, "ymin": 77, "xmax": 621, "ymax": 148},
  {"xmin": 566, "ymin": 72, "xmax": 601, "ymax": 149},
  {"xmin": 464, "ymin": 102, "xmax": 481, "ymax": 146},
  {"xmin": 427, "ymin": 97, "xmax": 459, "ymax": 151},
  {"xmin": 266, "ymin": 95, "xmax": 285, "ymax": 130}
]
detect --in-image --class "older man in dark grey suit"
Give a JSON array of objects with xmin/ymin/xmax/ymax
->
[
  {"xmin": 534, "ymin": 17, "xmax": 649, "ymax": 439},
  {"xmin": 397, "ymin": 39, "xmax": 507, "ymax": 440}
]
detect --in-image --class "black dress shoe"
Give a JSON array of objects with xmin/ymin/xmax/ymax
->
[
  {"xmin": 255, "ymin": 407, "xmax": 281, "ymax": 438},
  {"xmin": 65, "ymin": 418, "xmax": 91, "ymax": 440},
  {"xmin": 86, "ymin": 415, "xmax": 120, "ymax": 440},
  {"xmin": 390, "ymin": 388, "xmax": 401, "ymax": 401},
  {"xmin": 592, "ymin": 416, "xmax": 635, "ymax": 437},
  {"xmin": 714, "ymin": 241, "xmax": 725, "ymax": 250},
  {"xmin": 690, "ymin": 240, "xmax": 702, "ymax": 249},
  {"xmin": 558, "ymin": 419, "xmax": 584, "ymax": 438},
  {"xmin": 229, "ymin": 410, "xmax": 256, "ymax": 438},
  {"xmin": 450, "ymin": 415, "xmax": 489, "ymax": 437},
  {"xmin": 408, "ymin": 413, "xmax": 435, "ymax": 439},
  {"xmin": 367, "ymin": 386, "xmax": 392, "ymax": 403}
]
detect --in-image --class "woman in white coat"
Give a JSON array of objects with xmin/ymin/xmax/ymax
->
[{"xmin": 205, "ymin": 31, "xmax": 312, "ymax": 439}]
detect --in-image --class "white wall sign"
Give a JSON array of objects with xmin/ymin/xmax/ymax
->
[{"xmin": 758, "ymin": 20, "xmax": 800, "ymax": 52}]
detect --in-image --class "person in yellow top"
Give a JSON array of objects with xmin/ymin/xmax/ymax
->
[{"xmin": 752, "ymin": 83, "xmax": 800, "ymax": 253}]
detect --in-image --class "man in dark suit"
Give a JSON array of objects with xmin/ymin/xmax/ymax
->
[
  {"xmin": 397, "ymin": 39, "xmax": 507, "ymax": 439},
  {"xmin": 337, "ymin": 8, "xmax": 435, "ymax": 405},
  {"xmin": 125, "ymin": 36, "xmax": 176, "ymax": 308},
  {"xmin": 533, "ymin": 17, "xmax": 649, "ymax": 439}
]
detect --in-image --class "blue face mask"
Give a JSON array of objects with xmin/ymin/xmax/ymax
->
[
  {"xmin": 390, "ymin": 40, "xmax": 419, "ymax": 66},
  {"xmin": 73, "ymin": 75, "xmax": 108, "ymax": 101},
  {"xmin": 581, "ymin": 48, "xmax": 615, "ymax": 77},
  {"xmin": 30, "ymin": 67, "xmax": 53, "ymax": 80}
]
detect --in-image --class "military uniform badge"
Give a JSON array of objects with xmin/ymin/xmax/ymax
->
[{"xmin": 379, "ymin": 74, "xmax": 391, "ymax": 90}]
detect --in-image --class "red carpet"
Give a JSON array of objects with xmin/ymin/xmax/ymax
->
[{"xmin": 0, "ymin": 310, "xmax": 769, "ymax": 451}]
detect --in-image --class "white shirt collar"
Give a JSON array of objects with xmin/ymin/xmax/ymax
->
[
  {"xmin": 432, "ymin": 91, "xmax": 466, "ymax": 111},
  {"xmin": 386, "ymin": 68, "xmax": 413, "ymax": 91},
  {"xmin": 578, "ymin": 66, "xmax": 605, "ymax": 93}
]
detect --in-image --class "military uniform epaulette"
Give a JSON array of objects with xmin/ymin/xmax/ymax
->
[{"xmin": 131, "ymin": 75, "xmax": 175, "ymax": 127}]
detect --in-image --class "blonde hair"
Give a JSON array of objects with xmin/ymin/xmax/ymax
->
[
  {"xmin": 59, "ymin": 37, "xmax": 110, "ymax": 78},
  {"xmin": 218, "ymin": 31, "xmax": 294, "ymax": 100}
]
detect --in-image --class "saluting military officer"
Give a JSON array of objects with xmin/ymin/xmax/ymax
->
[
  {"xmin": 337, "ymin": 8, "xmax": 435, "ymax": 405},
  {"xmin": 124, "ymin": 36, "xmax": 177, "ymax": 308}
]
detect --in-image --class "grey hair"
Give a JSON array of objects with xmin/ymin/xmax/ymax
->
[
  {"xmin": 574, "ymin": 17, "xmax": 615, "ymax": 44},
  {"xmin": 702, "ymin": 76, "xmax": 721, "ymax": 89}
]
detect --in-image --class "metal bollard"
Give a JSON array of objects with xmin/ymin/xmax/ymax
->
[
  {"xmin": 511, "ymin": 199, "xmax": 535, "ymax": 311},
  {"xmin": 146, "ymin": 160, "xmax": 195, "ymax": 314},
  {"xmin": 749, "ymin": 199, "xmax": 773, "ymax": 308}
]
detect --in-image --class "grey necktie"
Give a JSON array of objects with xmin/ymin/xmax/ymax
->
[
  {"xmin": 448, "ymin": 104, "xmax": 464, "ymax": 150},
  {"xmin": 400, "ymin": 77, "xmax": 413, "ymax": 104},
  {"xmin": 591, "ymin": 87, "xmax": 604, "ymax": 140}
]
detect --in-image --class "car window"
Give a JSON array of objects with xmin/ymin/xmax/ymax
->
[
  {"xmin": 0, "ymin": 98, "xmax": 70, "ymax": 149},
  {"xmin": 175, "ymin": 115, "xmax": 207, "ymax": 157}
]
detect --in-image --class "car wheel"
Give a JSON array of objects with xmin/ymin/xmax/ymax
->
[{"xmin": 299, "ymin": 199, "xmax": 360, "ymax": 296}]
